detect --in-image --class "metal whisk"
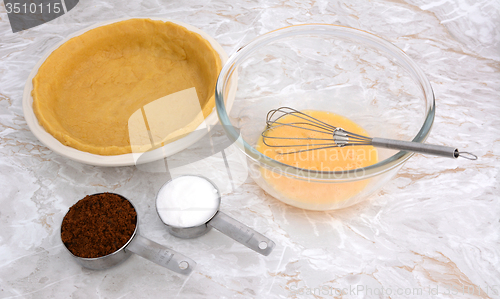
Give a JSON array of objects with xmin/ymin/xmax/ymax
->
[{"xmin": 261, "ymin": 107, "xmax": 477, "ymax": 160}]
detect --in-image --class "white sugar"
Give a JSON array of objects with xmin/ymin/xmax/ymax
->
[{"xmin": 156, "ymin": 176, "xmax": 219, "ymax": 228}]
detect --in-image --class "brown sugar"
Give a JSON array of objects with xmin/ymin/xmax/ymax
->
[{"xmin": 61, "ymin": 193, "xmax": 137, "ymax": 258}]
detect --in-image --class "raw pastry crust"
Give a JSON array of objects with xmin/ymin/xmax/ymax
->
[{"xmin": 32, "ymin": 18, "xmax": 222, "ymax": 155}]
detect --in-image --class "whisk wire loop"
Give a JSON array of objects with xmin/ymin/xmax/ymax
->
[
  {"xmin": 266, "ymin": 107, "xmax": 337, "ymax": 132},
  {"xmin": 262, "ymin": 107, "xmax": 373, "ymax": 154}
]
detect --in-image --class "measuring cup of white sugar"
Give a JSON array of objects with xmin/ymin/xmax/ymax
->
[{"xmin": 156, "ymin": 175, "xmax": 275, "ymax": 256}]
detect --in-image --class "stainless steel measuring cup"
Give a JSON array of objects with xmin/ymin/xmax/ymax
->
[
  {"xmin": 61, "ymin": 193, "xmax": 196, "ymax": 275},
  {"xmin": 155, "ymin": 175, "xmax": 275, "ymax": 256}
]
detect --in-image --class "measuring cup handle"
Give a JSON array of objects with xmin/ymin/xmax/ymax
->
[
  {"xmin": 126, "ymin": 234, "xmax": 196, "ymax": 275},
  {"xmin": 207, "ymin": 211, "xmax": 275, "ymax": 256}
]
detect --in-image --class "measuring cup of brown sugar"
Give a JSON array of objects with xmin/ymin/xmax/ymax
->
[{"xmin": 61, "ymin": 192, "xmax": 196, "ymax": 275}]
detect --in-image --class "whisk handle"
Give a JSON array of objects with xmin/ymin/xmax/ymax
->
[{"xmin": 371, "ymin": 137, "xmax": 459, "ymax": 158}]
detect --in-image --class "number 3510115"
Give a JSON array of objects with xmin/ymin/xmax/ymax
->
[{"xmin": 6, "ymin": 2, "xmax": 61, "ymax": 14}]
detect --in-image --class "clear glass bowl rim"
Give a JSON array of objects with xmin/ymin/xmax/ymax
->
[{"xmin": 215, "ymin": 24, "xmax": 435, "ymax": 181}]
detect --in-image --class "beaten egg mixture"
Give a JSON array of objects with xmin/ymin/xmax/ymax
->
[{"xmin": 256, "ymin": 110, "xmax": 378, "ymax": 205}]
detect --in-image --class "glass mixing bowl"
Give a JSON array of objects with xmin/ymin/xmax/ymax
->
[{"xmin": 215, "ymin": 24, "xmax": 435, "ymax": 210}]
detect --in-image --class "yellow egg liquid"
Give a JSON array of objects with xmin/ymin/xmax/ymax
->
[{"xmin": 256, "ymin": 110, "xmax": 378, "ymax": 206}]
